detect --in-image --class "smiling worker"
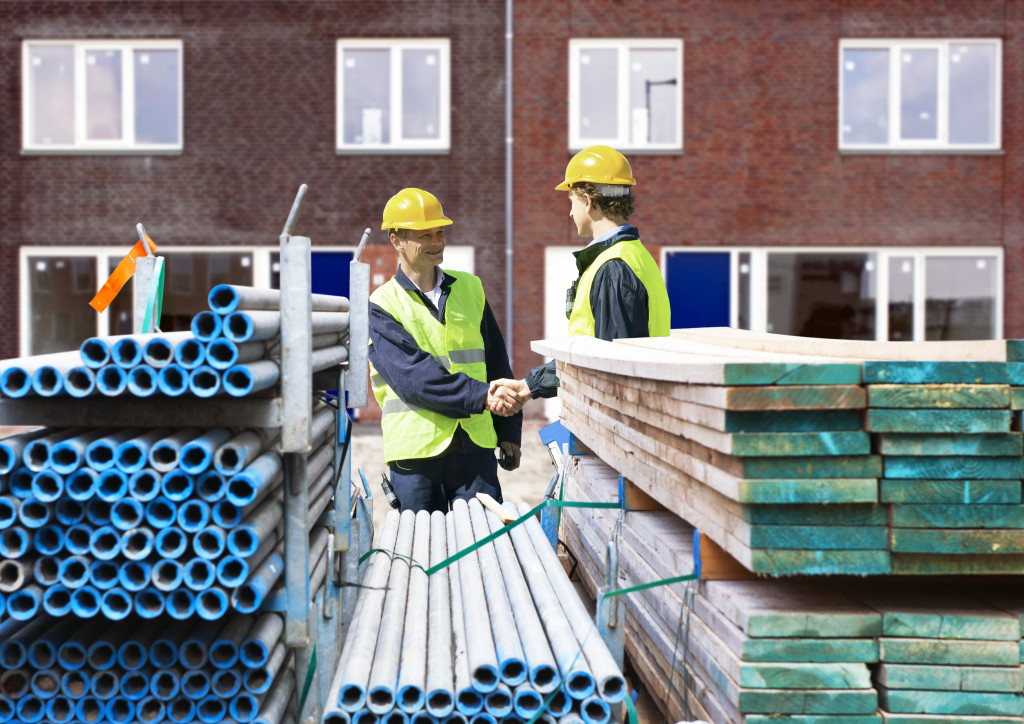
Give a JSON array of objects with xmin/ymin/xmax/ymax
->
[{"xmin": 368, "ymin": 188, "xmax": 523, "ymax": 513}]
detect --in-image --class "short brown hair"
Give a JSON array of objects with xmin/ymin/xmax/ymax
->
[{"xmin": 570, "ymin": 182, "xmax": 635, "ymax": 221}]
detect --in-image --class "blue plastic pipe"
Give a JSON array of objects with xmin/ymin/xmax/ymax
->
[
  {"xmin": 118, "ymin": 561, "xmax": 153, "ymax": 592},
  {"xmin": 88, "ymin": 525, "xmax": 121, "ymax": 560},
  {"xmin": 18, "ymin": 497, "xmax": 52, "ymax": 528},
  {"xmin": 110, "ymin": 337, "xmax": 145, "ymax": 369},
  {"xmin": 33, "ymin": 524, "xmax": 64, "ymax": 555},
  {"xmin": 183, "ymin": 557, "xmax": 216, "ymax": 591},
  {"xmin": 157, "ymin": 364, "xmax": 190, "ymax": 396},
  {"xmin": 63, "ymin": 524, "xmax": 92, "ymax": 555},
  {"xmin": 96, "ymin": 365, "xmax": 129, "ymax": 396},
  {"xmin": 195, "ymin": 470, "xmax": 227, "ymax": 503},
  {"xmin": 128, "ymin": 468, "xmax": 162, "ymax": 501},
  {"xmin": 154, "ymin": 526, "xmax": 188, "ymax": 558},
  {"xmin": 180, "ymin": 428, "xmax": 233, "ymax": 474},
  {"xmin": 231, "ymin": 544, "xmax": 284, "ymax": 614},
  {"xmin": 161, "ymin": 470, "xmax": 195, "ymax": 502},
  {"xmin": 121, "ymin": 528, "xmax": 156, "ymax": 561},
  {"xmin": 145, "ymin": 498, "xmax": 178, "ymax": 530},
  {"xmin": 115, "ymin": 428, "xmax": 173, "ymax": 473},
  {"xmin": 88, "ymin": 560, "xmax": 120, "ymax": 590},
  {"xmin": 223, "ymin": 360, "xmax": 280, "ymax": 397},
  {"xmin": 96, "ymin": 469, "xmax": 129, "ymax": 501},
  {"xmin": 152, "ymin": 559, "xmax": 185, "ymax": 591},
  {"xmin": 30, "ymin": 470, "xmax": 63, "ymax": 502},
  {"xmin": 64, "ymin": 366, "xmax": 98, "ymax": 398},
  {"xmin": 127, "ymin": 365, "xmax": 159, "ymax": 397},
  {"xmin": 174, "ymin": 338, "xmax": 207, "ymax": 370},
  {"xmin": 189, "ymin": 365, "xmax": 222, "ymax": 398},
  {"xmin": 65, "ymin": 468, "xmax": 98, "ymax": 501},
  {"xmin": 190, "ymin": 310, "xmax": 223, "ymax": 342},
  {"xmin": 55, "ymin": 498, "xmax": 85, "ymax": 525},
  {"xmin": 149, "ymin": 428, "xmax": 201, "ymax": 473},
  {"xmin": 0, "ymin": 526, "xmax": 30, "ymax": 557}
]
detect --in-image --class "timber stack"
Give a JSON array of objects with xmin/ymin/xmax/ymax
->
[{"xmin": 540, "ymin": 327, "xmax": 1024, "ymax": 723}]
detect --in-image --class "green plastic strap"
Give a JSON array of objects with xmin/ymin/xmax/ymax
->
[
  {"xmin": 625, "ymin": 690, "xmax": 639, "ymax": 724},
  {"xmin": 141, "ymin": 257, "xmax": 165, "ymax": 333},
  {"xmin": 603, "ymin": 573, "xmax": 697, "ymax": 598},
  {"xmin": 358, "ymin": 498, "xmax": 620, "ymax": 568},
  {"xmin": 297, "ymin": 644, "xmax": 318, "ymax": 717}
]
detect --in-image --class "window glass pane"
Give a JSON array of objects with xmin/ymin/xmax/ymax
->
[
  {"xmin": 949, "ymin": 44, "xmax": 996, "ymax": 145},
  {"xmin": 900, "ymin": 48, "xmax": 938, "ymax": 141},
  {"xmin": 767, "ymin": 253, "xmax": 876, "ymax": 340},
  {"xmin": 86, "ymin": 49, "xmax": 123, "ymax": 141},
  {"xmin": 134, "ymin": 49, "xmax": 180, "ymax": 145},
  {"xmin": 737, "ymin": 252, "xmax": 751, "ymax": 330},
  {"xmin": 841, "ymin": 48, "xmax": 889, "ymax": 145},
  {"xmin": 402, "ymin": 48, "xmax": 440, "ymax": 140},
  {"xmin": 30, "ymin": 45, "xmax": 75, "ymax": 145},
  {"xmin": 29, "ymin": 256, "xmax": 97, "ymax": 355},
  {"xmin": 888, "ymin": 256, "xmax": 914, "ymax": 341},
  {"xmin": 925, "ymin": 256, "xmax": 996, "ymax": 340},
  {"xmin": 157, "ymin": 252, "xmax": 254, "ymax": 332},
  {"xmin": 343, "ymin": 49, "xmax": 390, "ymax": 145},
  {"xmin": 628, "ymin": 48, "xmax": 678, "ymax": 146},
  {"xmin": 578, "ymin": 48, "xmax": 618, "ymax": 140}
]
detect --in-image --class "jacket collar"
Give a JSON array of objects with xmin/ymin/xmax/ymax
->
[
  {"xmin": 394, "ymin": 266, "xmax": 455, "ymax": 294},
  {"xmin": 573, "ymin": 225, "xmax": 640, "ymax": 274}
]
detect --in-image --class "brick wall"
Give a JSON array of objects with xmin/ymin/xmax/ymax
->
[{"xmin": 511, "ymin": 0, "xmax": 1024, "ymax": 375}]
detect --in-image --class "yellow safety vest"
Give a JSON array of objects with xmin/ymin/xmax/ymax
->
[
  {"xmin": 370, "ymin": 271, "xmax": 498, "ymax": 463},
  {"xmin": 568, "ymin": 238, "xmax": 671, "ymax": 337}
]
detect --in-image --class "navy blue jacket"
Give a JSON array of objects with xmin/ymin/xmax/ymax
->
[
  {"xmin": 525, "ymin": 226, "xmax": 654, "ymax": 399},
  {"xmin": 368, "ymin": 266, "xmax": 523, "ymax": 453}
]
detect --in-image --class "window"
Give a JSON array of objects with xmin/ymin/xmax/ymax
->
[
  {"xmin": 22, "ymin": 40, "xmax": 183, "ymax": 153},
  {"xmin": 839, "ymin": 39, "xmax": 1001, "ymax": 151},
  {"xmin": 663, "ymin": 247, "xmax": 1003, "ymax": 342},
  {"xmin": 336, "ymin": 39, "xmax": 450, "ymax": 153},
  {"xmin": 569, "ymin": 38, "xmax": 683, "ymax": 152}
]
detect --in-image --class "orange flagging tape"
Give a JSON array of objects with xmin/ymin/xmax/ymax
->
[{"xmin": 88, "ymin": 235, "xmax": 159, "ymax": 313}]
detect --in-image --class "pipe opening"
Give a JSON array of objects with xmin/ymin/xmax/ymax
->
[
  {"xmin": 58, "ymin": 644, "xmax": 86, "ymax": 669},
  {"xmin": 231, "ymin": 696, "xmax": 256, "ymax": 719},
  {"xmin": 88, "ymin": 445, "xmax": 114, "ymax": 466},
  {"xmin": 119, "ymin": 642, "xmax": 145, "ymax": 669},
  {"xmin": 159, "ymin": 367, "xmax": 187, "ymax": 392},
  {"xmin": 99, "ymin": 366, "xmax": 125, "ymax": 389},
  {"xmin": 229, "ymin": 479, "xmax": 255, "ymax": 504},
  {"xmin": 515, "ymin": 691, "xmax": 541, "ymax": 713},
  {"xmin": 48, "ymin": 698, "xmax": 72, "ymax": 719},
  {"xmin": 0, "ymin": 561, "xmax": 22, "ymax": 588},
  {"xmin": 118, "ymin": 446, "xmax": 144, "ymax": 469},
  {"xmin": 583, "ymin": 699, "xmax": 611, "ymax": 722},
  {"xmin": 182, "ymin": 671, "xmax": 209, "ymax": 697},
  {"xmin": 66, "ymin": 368, "xmax": 94, "ymax": 394},
  {"xmin": 129, "ymin": 470, "xmax": 159, "ymax": 497},
  {"xmin": 0, "ymin": 528, "xmax": 28, "ymax": 556},
  {"xmin": 400, "ymin": 686, "xmax": 424, "ymax": 710},
  {"xmin": 62, "ymin": 671, "xmax": 87, "ymax": 696},
  {"xmin": 102, "ymin": 590, "xmax": 131, "ymax": 617},
  {"xmin": 234, "ymin": 586, "xmax": 257, "ymax": 611},
  {"xmin": 215, "ymin": 502, "xmax": 241, "ymax": 528},
  {"xmin": 122, "ymin": 672, "xmax": 147, "ymax": 696},
  {"xmin": 153, "ymin": 672, "xmax": 178, "ymax": 698},
  {"xmin": 176, "ymin": 340, "xmax": 203, "ymax": 365},
  {"xmin": 0, "ymin": 369, "xmax": 30, "ymax": 396},
  {"xmin": 21, "ymin": 499, "xmax": 49, "ymax": 523},
  {"xmin": 209, "ymin": 287, "xmax": 236, "ymax": 311},
  {"xmin": 26, "ymin": 442, "xmax": 50, "ymax": 470},
  {"xmin": 87, "ymin": 644, "xmax": 115, "ymax": 670},
  {"xmin": 217, "ymin": 449, "xmax": 241, "ymax": 470},
  {"xmin": 150, "ymin": 641, "xmax": 177, "ymax": 668},
  {"xmin": 209, "ymin": 643, "xmax": 236, "ymax": 668},
  {"xmin": 90, "ymin": 561, "xmax": 118, "ymax": 586},
  {"xmin": 224, "ymin": 368, "xmax": 252, "ymax": 393},
  {"xmin": 207, "ymin": 340, "xmax": 235, "ymax": 367},
  {"xmin": 369, "ymin": 689, "xmax": 395, "ymax": 711},
  {"xmin": 340, "ymin": 685, "xmax": 365, "ymax": 709},
  {"xmin": 226, "ymin": 315, "xmax": 252, "ymax": 339},
  {"xmin": 139, "ymin": 698, "xmax": 164, "ymax": 722},
  {"xmin": 145, "ymin": 339, "xmax": 174, "ymax": 363},
  {"xmin": 92, "ymin": 671, "xmax": 117, "ymax": 697},
  {"xmin": 57, "ymin": 498, "xmax": 85, "ymax": 523},
  {"xmin": 218, "ymin": 559, "xmax": 245, "ymax": 585},
  {"xmin": 427, "ymin": 692, "xmax": 453, "ymax": 714},
  {"xmin": 71, "ymin": 588, "xmax": 100, "ymax": 615},
  {"xmin": 113, "ymin": 340, "xmax": 142, "ymax": 367},
  {"xmin": 31, "ymin": 670, "xmax": 58, "ymax": 695},
  {"xmin": 124, "ymin": 531, "xmax": 153, "ymax": 557},
  {"xmin": 213, "ymin": 669, "xmax": 239, "ymax": 696},
  {"xmin": 240, "ymin": 641, "xmax": 267, "ymax": 667},
  {"xmin": 600, "ymin": 677, "xmax": 625, "ymax": 701},
  {"xmin": 113, "ymin": 500, "xmax": 142, "ymax": 527},
  {"xmin": 199, "ymin": 589, "xmax": 227, "ymax": 617},
  {"xmin": 193, "ymin": 311, "xmax": 222, "ymax": 338},
  {"xmin": 61, "ymin": 559, "xmax": 88, "ymax": 585},
  {"xmin": 109, "ymin": 698, "xmax": 134, "ymax": 718},
  {"xmin": 457, "ymin": 690, "xmax": 483, "ymax": 713},
  {"xmin": 567, "ymin": 672, "xmax": 595, "ymax": 697},
  {"xmin": 65, "ymin": 526, "xmax": 90, "ymax": 553},
  {"xmin": 486, "ymin": 690, "xmax": 511, "ymax": 711},
  {"xmin": 34, "ymin": 368, "xmax": 60, "ymax": 393},
  {"xmin": 129, "ymin": 367, "xmax": 157, "ymax": 393},
  {"xmin": 81, "ymin": 340, "xmax": 109, "ymax": 366},
  {"xmin": 151, "ymin": 446, "xmax": 178, "ymax": 467},
  {"xmin": 230, "ymin": 528, "xmax": 256, "ymax": 555},
  {"xmin": 136, "ymin": 590, "xmax": 163, "ymax": 614},
  {"xmin": 87, "ymin": 499, "xmax": 111, "ymax": 525},
  {"xmin": 384, "ymin": 712, "xmax": 407, "ymax": 724},
  {"xmin": 325, "ymin": 715, "xmax": 350, "ymax": 724},
  {"xmin": 51, "ymin": 447, "xmax": 76, "ymax": 468},
  {"xmin": 18, "ymin": 697, "xmax": 43, "ymax": 718},
  {"xmin": 35, "ymin": 528, "xmax": 62, "ymax": 555},
  {"xmin": 245, "ymin": 668, "xmax": 268, "ymax": 692},
  {"xmin": 91, "ymin": 529, "xmax": 119, "ymax": 555},
  {"xmin": 149, "ymin": 502, "xmax": 176, "ymax": 527},
  {"xmin": 499, "ymin": 661, "xmax": 525, "ymax": 684},
  {"xmin": 30, "ymin": 642, "xmax": 55, "ymax": 669},
  {"xmin": 198, "ymin": 697, "xmax": 225, "ymax": 721}
]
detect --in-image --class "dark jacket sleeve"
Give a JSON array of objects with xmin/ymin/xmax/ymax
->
[
  {"xmin": 590, "ymin": 259, "xmax": 650, "ymax": 341},
  {"xmin": 525, "ymin": 360, "xmax": 559, "ymax": 399},
  {"xmin": 480, "ymin": 300, "xmax": 523, "ymax": 447},
  {"xmin": 368, "ymin": 302, "xmax": 488, "ymax": 418}
]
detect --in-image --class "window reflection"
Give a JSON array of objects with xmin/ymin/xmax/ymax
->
[
  {"xmin": 925, "ymin": 256, "xmax": 996, "ymax": 340},
  {"xmin": 949, "ymin": 44, "xmax": 996, "ymax": 145},
  {"xmin": 841, "ymin": 49, "xmax": 889, "ymax": 145},
  {"xmin": 29, "ymin": 257, "xmax": 97, "ymax": 355},
  {"xmin": 767, "ymin": 253, "xmax": 876, "ymax": 340},
  {"xmin": 402, "ymin": 49, "xmax": 440, "ymax": 140},
  {"xmin": 888, "ymin": 256, "xmax": 914, "ymax": 341},
  {"xmin": 343, "ymin": 49, "xmax": 390, "ymax": 145},
  {"xmin": 30, "ymin": 45, "xmax": 75, "ymax": 145},
  {"xmin": 134, "ymin": 49, "xmax": 180, "ymax": 145},
  {"xmin": 579, "ymin": 49, "xmax": 618, "ymax": 140},
  {"xmin": 155, "ymin": 252, "xmax": 253, "ymax": 332},
  {"xmin": 86, "ymin": 49, "xmax": 123, "ymax": 141},
  {"xmin": 628, "ymin": 49, "xmax": 677, "ymax": 146},
  {"xmin": 900, "ymin": 48, "xmax": 938, "ymax": 141}
]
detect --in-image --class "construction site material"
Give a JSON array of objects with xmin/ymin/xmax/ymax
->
[
  {"xmin": 561, "ymin": 452, "xmax": 1024, "ymax": 724},
  {"xmin": 536, "ymin": 331, "xmax": 1024, "ymax": 576},
  {"xmin": 322, "ymin": 500, "xmax": 626, "ymax": 724}
]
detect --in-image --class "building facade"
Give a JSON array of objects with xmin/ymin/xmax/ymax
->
[{"xmin": 2, "ymin": 1, "xmax": 1021, "ymax": 406}]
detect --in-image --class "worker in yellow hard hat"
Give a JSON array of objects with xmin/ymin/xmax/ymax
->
[
  {"xmin": 368, "ymin": 188, "xmax": 523, "ymax": 513},
  {"xmin": 490, "ymin": 145, "xmax": 671, "ymax": 403}
]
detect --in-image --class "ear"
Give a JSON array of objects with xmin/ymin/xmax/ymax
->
[{"xmin": 389, "ymin": 231, "xmax": 403, "ymax": 252}]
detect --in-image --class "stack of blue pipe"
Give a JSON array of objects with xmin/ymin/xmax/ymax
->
[
  {"xmin": 0, "ymin": 284, "xmax": 349, "ymax": 400},
  {"xmin": 0, "ymin": 610, "xmax": 292, "ymax": 724}
]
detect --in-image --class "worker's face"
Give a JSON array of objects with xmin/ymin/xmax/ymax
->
[
  {"xmin": 392, "ymin": 226, "xmax": 447, "ymax": 271},
  {"xmin": 568, "ymin": 192, "xmax": 593, "ymax": 238}
]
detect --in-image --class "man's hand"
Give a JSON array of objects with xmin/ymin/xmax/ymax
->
[
  {"xmin": 486, "ymin": 383, "xmax": 524, "ymax": 416},
  {"xmin": 488, "ymin": 378, "xmax": 531, "ymax": 413},
  {"xmin": 498, "ymin": 441, "xmax": 522, "ymax": 471}
]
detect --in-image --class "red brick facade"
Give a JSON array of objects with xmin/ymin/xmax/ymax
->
[{"xmin": 1, "ymin": 1, "xmax": 1022, "ymax": 383}]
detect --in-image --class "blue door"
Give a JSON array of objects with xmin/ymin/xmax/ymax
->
[
  {"xmin": 665, "ymin": 251, "xmax": 731, "ymax": 329},
  {"xmin": 311, "ymin": 252, "xmax": 353, "ymax": 298}
]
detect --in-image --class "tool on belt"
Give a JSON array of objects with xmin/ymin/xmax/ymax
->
[{"xmin": 380, "ymin": 473, "xmax": 400, "ymax": 509}]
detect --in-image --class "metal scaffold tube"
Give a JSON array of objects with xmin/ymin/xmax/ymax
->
[{"xmin": 451, "ymin": 499, "xmax": 500, "ymax": 693}]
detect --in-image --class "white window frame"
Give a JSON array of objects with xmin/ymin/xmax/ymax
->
[
  {"xmin": 568, "ymin": 38, "xmax": 683, "ymax": 153},
  {"xmin": 661, "ymin": 246, "xmax": 1004, "ymax": 341},
  {"xmin": 336, "ymin": 38, "xmax": 451, "ymax": 154},
  {"xmin": 22, "ymin": 39, "xmax": 184, "ymax": 154},
  {"xmin": 839, "ymin": 38, "xmax": 1002, "ymax": 152}
]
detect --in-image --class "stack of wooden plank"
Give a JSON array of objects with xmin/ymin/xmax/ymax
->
[
  {"xmin": 562, "ymin": 455, "xmax": 882, "ymax": 724},
  {"xmin": 838, "ymin": 582, "xmax": 1024, "ymax": 722}
]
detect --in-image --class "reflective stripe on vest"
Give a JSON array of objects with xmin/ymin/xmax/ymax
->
[
  {"xmin": 567, "ymin": 238, "xmax": 671, "ymax": 338},
  {"xmin": 369, "ymin": 271, "xmax": 498, "ymax": 463}
]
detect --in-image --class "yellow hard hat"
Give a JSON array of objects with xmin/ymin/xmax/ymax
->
[
  {"xmin": 381, "ymin": 188, "xmax": 454, "ymax": 231},
  {"xmin": 555, "ymin": 145, "xmax": 636, "ymax": 191}
]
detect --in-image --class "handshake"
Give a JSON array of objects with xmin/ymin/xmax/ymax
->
[{"xmin": 486, "ymin": 378, "xmax": 531, "ymax": 417}]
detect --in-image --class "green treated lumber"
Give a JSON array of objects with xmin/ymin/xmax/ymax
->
[
  {"xmin": 725, "ymin": 384, "xmax": 867, "ymax": 410},
  {"xmin": 1007, "ymin": 340, "xmax": 1024, "ymax": 361},
  {"xmin": 739, "ymin": 662, "xmax": 872, "ymax": 690},
  {"xmin": 880, "ymin": 714, "xmax": 1022, "ymax": 724},
  {"xmin": 741, "ymin": 456, "xmax": 883, "ymax": 479},
  {"xmin": 864, "ymin": 361, "xmax": 1007, "ymax": 385},
  {"xmin": 890, "ymin": 553, "xmax": 1024, "ymax": 575},
  {"xmin": 700, "ymin": 580, "xmax": 882, "ymax": 638},
  {"xmin": 736, "ymin": 478, "xmax": 879, "ymax": 505},
  {"xmin": 877, "ymin": 433, "xmax": 1023, "ymax": 457},
  {"xmin": 740, "ymin": 638, "xmax": 880, "ymax": 664},
  {"xmin": 729, "ymin": 431, "xmax": 870, "ymax": 457},
  {"xmin": 742, "ymin": 504, "xmax": 887, "ymax": 526},
  {"xmin": 882, "ymin": 456, "xmax": 1024, "ymax": 480},
  {"xmin": 749, "ymin": 525, "xmax": 888, "ymax": 550},
  {"xmin": 867, "ymin": 409, "xmax": 1011, "ymax": 434},
  {"xmin": 748, "ymin": 717, "xmax": 881, "ymax": 724},
  {"xmin": 750, "ymin": 549, "xmax": 891, "ymax": 576},
  {"xmin": 891, "ymin": 505, "xmax": 1024, "ymax": 529},
  {"xmin": 1011, "ymin": 387, "xmax": 1024, "ymax": 410},
  {"xmin": 876, "ymin": 687, "xmax": 1024, "ymax": 716},
  {"xmin": 890, "ymin": 528, "xmax": 1024, "ymax": 554},
  {"xmin": 725, "ymin": 409, "xmax": 864, "ymax": 432},
  {"xmin": 1005, "ymin": 362, "xmax": 1024, "ymax": 385},
  {"xmin": 879, "ymin": 638, "xmax": 1020, "ymax": 666},
  {"xmin": 738, "ymin": 689, "xmax": 879, "ymax": 715},
  {"xmin": 723, "ymin": 363, "xmax": 863, "ymax": 386},
  {"xmin": 876, "ymin": 663, "xmax": 1024, "ymax": 692},
  {"xmin": 868, "ymin": 383, "xmax": 1011, "ymax": 409},
  {"xmin": 880, "ymin": 479, "xmax": 1022, "ymax": 505}
]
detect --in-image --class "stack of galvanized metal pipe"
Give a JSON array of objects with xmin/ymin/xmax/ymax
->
[
  {"xmin": 0, "ymin": 284, "xmax": 349, "ymax": 399},
  {"xmin": 322, "ymin": 498, "xmax": 626, "ymax": 724},
  {"xmin": 0, "ymin": 610, "xmax": 294, "ymax": 724},
  {"xmin": 0, "ymin": 405, "xmax": 336, "ymax": 623}
]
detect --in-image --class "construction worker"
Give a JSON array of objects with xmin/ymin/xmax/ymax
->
[
  {"xmin": 491, "ymin": 145, "xmax": 671, "ymax": 403},
  {"xmin": 369, "ymin": 188, "xmax": 523, "ymax": 514}
]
